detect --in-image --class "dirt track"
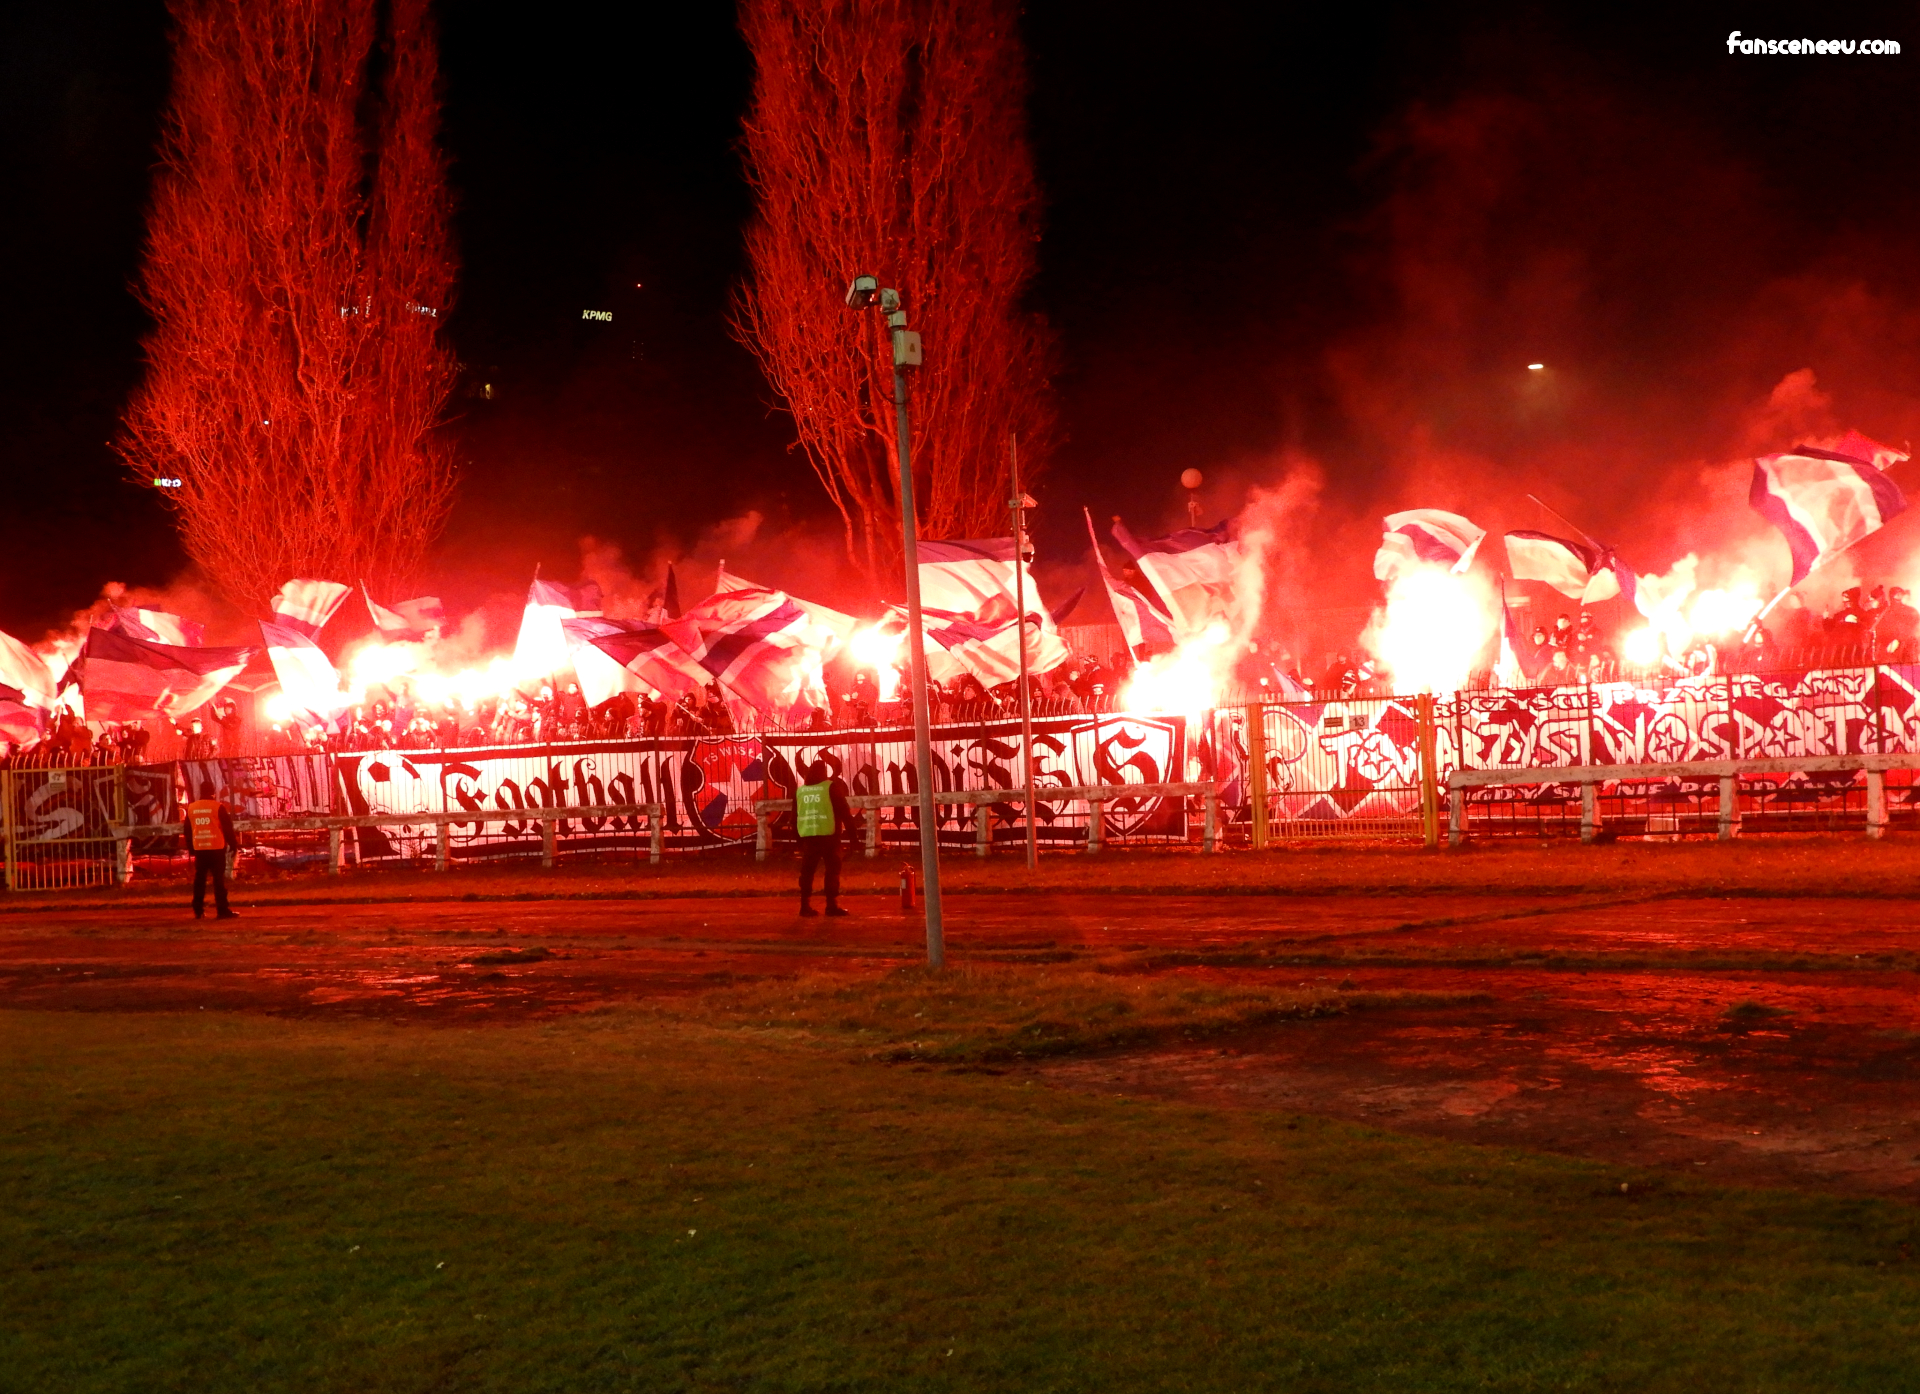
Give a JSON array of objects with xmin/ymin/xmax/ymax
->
[{"xmin": 2, "ymin": 870, "xmax": 1917, "ymax": 1199}]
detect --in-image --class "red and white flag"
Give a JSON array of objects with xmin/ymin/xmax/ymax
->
[
  {"xmin": 78, "ymin": 628, "xmax": 255, "ymax": 722},
  {"xmin": 270, "ymin": 579, "xmax": 351, "ymax": 638}
]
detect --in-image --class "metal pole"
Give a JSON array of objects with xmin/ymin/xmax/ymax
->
[
  {"xmin": 1011, "ymin": 435, "xmax": 1037, "ymax": 870},
  {"xmin": 892, "ymin": 325, "xmax": 945, "ymax": 968},
  {"xmin": 1247, "ymin": 701, "xmax": 1268, "ymax": 850}
]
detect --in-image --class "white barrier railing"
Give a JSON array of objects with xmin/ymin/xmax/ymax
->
[
  {"xmin": 113, "ymin": 803, "xmax": 668, "ymax": 877},
  {"xmin": 752, "ymin": 781, "xmax": 1222, "ymax": 860},
  {"xmin": 1446, "ymin": 754, "xmax": 1920, "ymax": 845}
]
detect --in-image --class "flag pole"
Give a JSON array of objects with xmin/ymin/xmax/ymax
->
[
  {"xmin": 1525, "ymin": 493, "xmax": 1606, "ymax": 551},
  {"xmin": 1747, "ymin": 523, "xmax": 1895, "ymax": 638},
  {"xmin": 1010, "ymin": 435, "xmax": 1037, "ymax": 871}
]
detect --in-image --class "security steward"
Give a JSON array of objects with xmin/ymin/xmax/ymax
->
[
  {"xmin": 794, "ymin": 760, "xmax": 857, "ymax": 918},
  {"xmin": 185, "ymin": 781, "xmax": 240, "ymax": 920}
]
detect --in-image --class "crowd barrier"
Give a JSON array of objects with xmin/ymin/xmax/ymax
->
[{"xmin": 751, "ymin": 781, "xmax": 1222, "ymax": 860}]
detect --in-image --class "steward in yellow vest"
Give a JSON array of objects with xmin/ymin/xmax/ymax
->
[
  {"xmin": 185, "ymin": 781, "xmax": 239, "ymax": 920},
  {"xmin": 795, "ymin": 760, "xmax": 856, "ymax": 918}
]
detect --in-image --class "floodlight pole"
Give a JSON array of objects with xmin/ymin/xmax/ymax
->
[
  {"xmin": 1010, "ymin": 435, "xmax": 1038, "ymax": 870},
  {"xmin": 855, "ymin": 281, "xmax": 944, "ymax": 968}
]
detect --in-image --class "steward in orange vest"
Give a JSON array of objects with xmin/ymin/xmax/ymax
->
[{"xmin": 185, "ymin": 782, "xmax": 239, "ymax": 920}]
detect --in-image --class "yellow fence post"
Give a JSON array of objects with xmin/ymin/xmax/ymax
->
[{"xmin": 1417, "ymin": 692, "xmax": 1439, "ymax": 849}]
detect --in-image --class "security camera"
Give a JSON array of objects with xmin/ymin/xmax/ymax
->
[{"xmin": 845, "ymin": 274, "xmax": 879, "ymax": 309}]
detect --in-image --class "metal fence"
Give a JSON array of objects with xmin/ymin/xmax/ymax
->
[
  {"xmin": 14, "ymin": 661, "xmax": 1920, "ymax": 891},
  {"xmin": 1448, "ymin": 754, "xmax": 1919, "ymax": 844},
  {"xmin": 2, "ymin": 766, "xmax": 127, "ymax": 891}
]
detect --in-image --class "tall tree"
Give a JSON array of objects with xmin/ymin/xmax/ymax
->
[
  {"xmin": 733, "ymin": 0, "xmax": 1054, "ymax": 585},
  {"xmin": 120, "ymin": 0, "xmax": 457, "ymax": 614}
]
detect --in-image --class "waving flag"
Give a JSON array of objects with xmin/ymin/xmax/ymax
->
[
  {"xmin": 0, "ymin": 629, "xmax": 56, "ymax": 709},
  {"xmin": 1374, "ymin": 510, "xmax": 1485, "ymax": 582},
  {"xmin": 512, "ymin": 576, "xmax": 606, "ymax": 677},
  {"xmin": 644, "ymin": 563, "xmax": 683, "ymax": 622},
  {"xmin": 922, "ymin": 609, "xmax": 1069, "ymax": 688},
  {"xmin": 270, "ymin": 579, "xmax": 350, "ymax": 638},
  {"xmin": 711, "ymin": 568, "xmax": 858, "ymax": 657},
  {"xmin": 1830, "ymin": 429, "xmax": 1909, "ymax": 473},
  {"xmin": 529, "ymin": 577, "xmax": 603, "ymax": 615},
  {"xmin": 916, "ymin": 538, "xmax": 1055, "ymax": 629},
  {"xmin": 565, "ymin": 617, "xmax": 707, "ymax": 706},
  {"xmin": 1750, "ymin": 445, "xmax": 1909, "ymax": 585},
  {"xmin": 102, "ymin": 606, "xmax": 205, "ymax": 647},
  {"xmin": 1086, "ymin": 508, "xmax": 1175, "ymax": 653},
  {"xmin": 1110, "ymin": 519, "xmax": 1242, "ymax": 640},
  {"xmin": 0, "ymin": 684, "xmax": 42, "ymax": 745},
  {"xmin": 0, "ymin": 629, "xmax": 55, "ymax": 744},
  {"xmin": 78, "ymin": 628, "xmax": 254, "ymax": 721},
  {"xmin": 678, "ymin": 587, "xmax": 827, "ymax": 720},
  {"xmin": 363, "ymin": 585, "xmax": 446, "ymax": 638},
  {"xmin": 1503, "ymin": 530, "xmax": 1637, "ymax": 606},
  {"xmin": 260, "ymin": 621, "xmax": 347, "ymax": 730}
]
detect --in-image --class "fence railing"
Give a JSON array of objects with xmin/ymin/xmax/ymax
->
[
  {"xmin": 2, "ymin": 765, "xmax": 126, "ymax": 891},
  {"xmin": 752, "ymin": 781, "xmax": 1223, "ymax": 860},
  {"xmin": 114, "ymin": 803, "xmax": 669, "ymax": 878},
  {"xmin": 1446, "ymin": 753, "xmax": 1920, "ymax": 845}
]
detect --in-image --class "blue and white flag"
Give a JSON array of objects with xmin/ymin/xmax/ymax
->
[
  {"xmin": 1750, "ymin": 444, "xmax": 1909, "ymax": 586},
  {"xmin": 528, "ymin": 577, "xmax": 604, "ymax": 616},
  {"xmin": 270, "ymin": 579, "xmax": 351, "ymax": 638},
  {"xmin": 916, "ymin": 607, "xmax": 1069, "ymax": 688},
  {"xmin": 260, "ymin": 621, "xmax": 348, "ymax": 732},
  {"xmin": 1110, "ymin": 518, "xmax": 1241, "ymax": 640},
  {"xmin": 1086, "ymin": 508, "xmax": 1175, "ymax": 653},
  {"xmin": 363, "ymin": 585, "xmax": 447, "ymax": 638},
  {"xmin": 566, "ymin": 617, "xmax": 707, "ymax": 706},
  {"xmin": 0, "ymin": 629, "xmax": 55, "ymax": 743},
  {"xmin": 79, "ymin": 628, "xmax": 255, "ymax": 722},
  {"xmin": 102, "ymin": 606, "xmax": 206, "ymax": 647},
  {"xmin": 711, "ymin": 568, "xmax": 858, "ymax": 657},
  {"xmin": 1374, "ymin": 510, "xmax": 1485, "ymax": 582},
  {"xmin": 917, "ymin": 538, "xmax": 1054, "ymax": 631},
  {"xmin": 1504, "ymin": 530, "xmax": 1637, "ymax": 607},
  {"xmin": 513, "ymin": 576, "xmax": 605, "ymax": 677},
  {"xmin": 677, "ymin": 586, "xmax": 827, "ymax": 721}
]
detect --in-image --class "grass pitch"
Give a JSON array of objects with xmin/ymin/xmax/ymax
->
[{"xmin": 3, "ymin": 989, "xmax": 1918, "ymax": 1392}]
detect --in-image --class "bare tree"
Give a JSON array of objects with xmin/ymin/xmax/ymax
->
[
  {"xmin": 120, "ymin": 0, "xmax": 458, "ymax": 614},
  {"xmin": 733, "ymin": 0, "xmax": 1055, "ymax": 584}
]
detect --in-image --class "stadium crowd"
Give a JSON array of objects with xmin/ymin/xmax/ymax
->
[{"xmin": 6, "ymin": 583, "xmax": 1917, "ymax": 767}]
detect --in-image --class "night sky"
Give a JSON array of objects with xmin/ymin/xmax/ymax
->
[{"xmin": 4, "ymin": 0, "xmax": 1918, "ymax": 639}]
